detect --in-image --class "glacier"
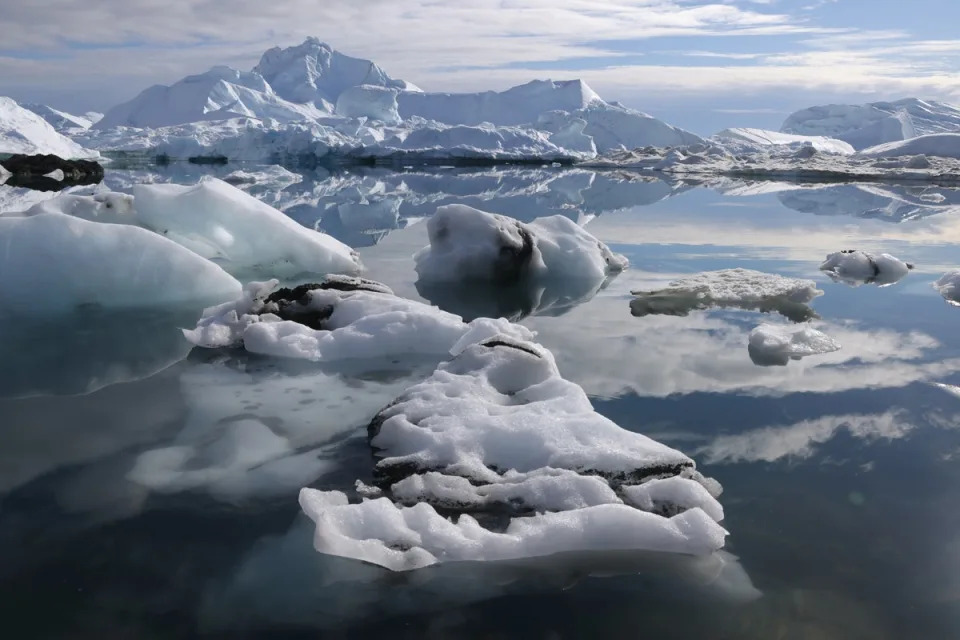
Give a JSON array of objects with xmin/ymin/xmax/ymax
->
[{"xmin": 0, "ymin": 97, "xmax": 99, "ymax": 159}]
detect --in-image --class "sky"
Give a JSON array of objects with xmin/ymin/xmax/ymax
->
[{"xmin": 2, "ymin": 0, "xmax": 959, "ymax": 134}]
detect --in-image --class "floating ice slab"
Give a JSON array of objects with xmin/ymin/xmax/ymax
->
[
  {"xmin": 185, "ymin": 276, "xmax": 533, "ymax": 362},
  {"xmin": 935, "ymin": 271, "xmax": 960, "ymax": 306},
  {"xmin": 820, "ymin": 250, "xmax": 912, "ymax": 287},
  {"xmin": 299, "ymin": 490, "xmax": 726, "ymax": 572},
  {"xmin": 133, "ymin": 177, "xmax": 362, "ymax": 277},
  {"xmin": 0, "ymin": 213, "xmax": 241, "ymax": 315},
  {"xmin": 631, "ymin": 268, "xmax": 823, "ymax": 322},
  {"xmin": 748, "ymin": 323, "xmax": 841, "ymax": 367},
  {"xmin": 415, "ymin": 204, "xmax": 627, "ymax": 285}
]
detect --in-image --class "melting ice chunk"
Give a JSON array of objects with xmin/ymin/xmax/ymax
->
[
  {"xmin": 414, "ymin": 204, "xmax": 627, "ymax": 285},
  {"xmin": 748, "ymin": 323, "xmax": 841, "ymax": 367},
  {"xmin": 820, "ymin": 250, "xmax": 912, "ymax": 287},
  {"xmin": 934, "ymin": 270, "xmax": 960, "ymax": 306}
]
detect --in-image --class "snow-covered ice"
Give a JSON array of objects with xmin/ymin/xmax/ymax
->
[
  {"xmin": 0, "ymin": 213, "xmax": 241, "ymax": 315},
  {"xmin": 414, "ymin": 204, "xmax": 627, "ymax": 285},
  {"xmin": 631, "ymin": 268, "xmax": 824, "ymax": 322},
  {"xmin": 0, "ymin": 96, "xmax": 99, "ymax": 159},
  {"xmin": 820, "ymin": 250, "xmax": 913, "ymax": 287},
  {"xmin": 299, "ymin": 334, "xmax": 726, "ymax": 571},
  {"xmin": 299, "ymin": 491, "xmax": 726, "ymax": 571},
  {"xmin": 185, "ymin": 276, "xmax": 533, "ymax": 362},
  {"xmin": 748, "ymin": 323, "xmax": 842, "ymax": 367},
  {"xmin": 21, "ymin": 103, "xmax": 99, "ymax": 132}
]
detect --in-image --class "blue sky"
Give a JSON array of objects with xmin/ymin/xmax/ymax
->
[{"xmin": 2, "ymin": 0, "xmax": 958, "ymax": 134}]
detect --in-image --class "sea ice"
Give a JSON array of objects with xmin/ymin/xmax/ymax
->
[
  {"xmin": 819, "ymin": 250, "xmax": 913, "ymax": 286},
  {"xmin": 748, "ymin": 323, "xmax": 841, "ymax": 367},
  {"xmin": 184, "ymin": 276, "xmax": 534, "ymax": 362},
  {"xmin": 414, "ymin": 204, "xmax": 627, "ymax": 285},
  {"xmin": 0, "ymin": 213, "xmax": 241, "ymax": 315},
  {"xmin": 631, "ymin": 268, "xmax": 823, "ymax": 322}
]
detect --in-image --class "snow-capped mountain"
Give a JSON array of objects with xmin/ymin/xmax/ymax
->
[
  {"xmin": 0, "ymin": 97, "xmax": 99, "ymax": 159},
  {"xmin": 781, "ymin": 98, "xmax": 960, "ymax": 150}
]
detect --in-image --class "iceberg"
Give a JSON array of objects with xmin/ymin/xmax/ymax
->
[
  {"xmin": 300, "ymin": 334, "xmax": 725, "ymax": 571},
  {"xmin": 0, "ymin": 96, "xmax": 99, "ymax": 159},
  {"xmin": 0, "ymin": 213, "xmax": 241, "ymax": 315},
  {"xmin": 95, "ymin": 66, "xmax": 325, "ymax": 130},
  {"xmin": 748, "ymin": 323, "xmax": 841, "ymax": 367},
  {"xmin": 254, "ymin": 37, "xmax": 418, "ymax": 108},
  {"xmin": 819, "ymin": 250, "xmax": 913, "ymax": 287},
  {"xmin": 713, "ymin": 128, "xmax": 854, "ymax": 155},
  {"xmin": 80, "ymin": 39, "xmax": 700, "ymax": 162},
  {"xmin": 631, "ymin": 268, "xmax": 824, "ymax": 322},
  {"xmin": 414, "ymin": 204, "xmax": 627, "ymax": 284},
  {"xmin": 859, "ymin": 133, "xmax": 960, "ymax": 159},
  {"xmin": 184, "ymin": 276, "xmax": 533, "ymax": 362},
  {"xmin": 781, "ymin": 98, "xmax": 960, "ymax": 150}
]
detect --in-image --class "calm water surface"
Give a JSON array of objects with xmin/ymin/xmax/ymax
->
[{"xmin": 3, "ymin": 168, "xmax": 960, "ymax": 639}]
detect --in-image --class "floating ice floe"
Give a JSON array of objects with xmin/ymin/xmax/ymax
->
[
  {"xmin": 185, "ymin": 275, "xmax": 533, "ymax": 362},
  {"xmin": 132, "ymin": 177, "xmax": 362, "ymax": 277},
  {"xmin": 299, "ymin": 334, "xmax": 726, "ymax": 571},
  {"xmin": 819, "ymin": 250, "xmax": 913, "ymax": 287},
  {"xmin": 631, "ymin": 268, "xmax": 823, "ymax": 322},
  {"xmin": 934, "ymin": 271, "xmax": 960, "ymax": 306},
  {"xmin": 748, "ymin": 323, "xmax": 842, "ymax": 367},
  {"xmin": 414, "ymin": 204, "xmax": 628, "ymax": 284},
  {"xmin": 0, "ymin": 213, "xmax": 241, "ymax": 315}
]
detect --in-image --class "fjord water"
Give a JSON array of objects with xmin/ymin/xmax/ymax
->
[{"xmin": 3, "ymin": 168, "xmax": 960, "ymax": 639}]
